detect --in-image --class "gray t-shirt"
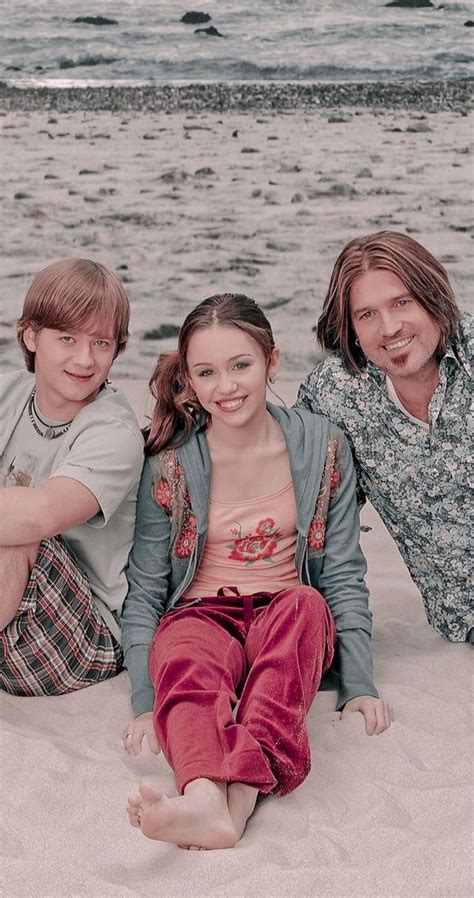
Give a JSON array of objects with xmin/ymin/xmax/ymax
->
[{"xmin": 0, "ymin": 372, "xmax": 144, "ymax": 640}]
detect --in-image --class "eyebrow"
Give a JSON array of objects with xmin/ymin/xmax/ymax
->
[
  {"xmin": 87, "ymin": 332, "xmax": 115, "ymax": 340},
  {"xmin": 191, "ymin": 353, "xmax": 253, "ymax": 369},
  {"xmin": 54, "ymin": 327, "xmax": 115, "ymax": 339}
]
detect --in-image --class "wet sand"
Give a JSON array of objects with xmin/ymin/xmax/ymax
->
[{"xmin": 1, "ymin": 81, "xmax": 472, "ymax": 378}]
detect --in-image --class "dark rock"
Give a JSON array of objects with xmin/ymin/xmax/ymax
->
[
  {"xmin": 6, "ymin": 66, "xmax": 22, "ymax": 72},
  {"xmin": 407, "ymin": 120, "xmax": 432, "ymax": 132},
  {"xmin": 195, "ymin": 26, "xmax": 225, "ymax": 37},
  {"xmin": 74, "ymin": 16, "xmax": 118, "ymax": 26},
  {"xmin": 329, "ymin": 182, "xmax": 357, "ymax": 196},
  {"xmin": 143, "ymin": 324, "xmax": 180, "ymax": 340},
  {"xmin": 117, "ymin": 264, "xmax": 128, "ymax": 270},
  {"xmin": 465, "ymin": 20, "xmax": 474, "ymax": 26},
  {"xmin": 385, "ymin": 0, "xmax": 433, "ymax": 7},
  {"xmin": 160, "ymin": 168, "xmax": 188, "ymax": 182},
  {"xmin": 232, "ymin": 129, "xmax": 239, "ymax": 137},
  {"xmin": 241, "ymin": 147, "xmax": 259, "ymax": 153},
  {"xmin": 327, "ymin": 113, "xmax": 353, "ymax": 123},
  {"xmin": 181, "ymin": 12, "xmax": 211, "ymax": 24},
  {"xmin": 279, "ymin": 163, "xmax": 301, "ymax": 172},
  {"xmin": 78, "ymin": 169, "xmax": 99, "ymax": 175},
  {"xmin": 14, "ymin": 191, "xmax": 30, "ymax": 199},
  {"xmin": 194, "ymin": 166, "xmax": 215, "ymax": 177},
  {"xmin": 264, "ymin": 296, "xmax": 292, "ymax": 310}
]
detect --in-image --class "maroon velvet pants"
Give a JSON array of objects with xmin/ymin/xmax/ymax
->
[{"xmin": 149, "ymin": 585, "xmax": 336, "ymax": 795}]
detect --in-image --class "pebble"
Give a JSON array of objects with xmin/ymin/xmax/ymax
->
[{"xmin": 0, "ymin": 81, "xmax": 471, "ymax": 115}]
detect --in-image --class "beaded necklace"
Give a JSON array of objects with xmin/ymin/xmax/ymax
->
[{"xmin": 27, "ymin": 388, "xmax": 73, "ymax": 440}]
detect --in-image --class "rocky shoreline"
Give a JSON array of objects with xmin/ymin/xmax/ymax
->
[{"xmin": 0, "ymin": 79, "xmax": 472, "ymax": 114}]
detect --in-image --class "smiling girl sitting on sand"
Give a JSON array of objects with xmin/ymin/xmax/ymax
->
[{"xmin": 121, "ymin": 293, "xmax": 392, "ymax": 850}]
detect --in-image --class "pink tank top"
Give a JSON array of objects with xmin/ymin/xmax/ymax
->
[{"xmin": 182, "ymin": 480, "xmax": 300, "ymax": 598}]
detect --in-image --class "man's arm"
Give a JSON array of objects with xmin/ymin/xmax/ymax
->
[
  {"xmin": 0, "ymin": 477, "xmax": 100, "ymax": 546},
  {"xmin": 297, "ymin": 364, "xmax": 367, "ymax": 508}
]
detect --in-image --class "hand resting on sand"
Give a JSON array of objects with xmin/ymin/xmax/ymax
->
[
  {"xmin": 341, "ymin": 696, "xmax": 393, "ymax": 735},
  {"xmin": 123, "ymin": 712, "xmax": 161, "ymax": 756}
]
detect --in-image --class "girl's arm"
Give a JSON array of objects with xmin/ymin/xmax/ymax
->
[
  {"xmin": 315, "ymin": 431, "xmax": 391, "ymax": 731},
  {"xmin": 121, "ymin": 457, "xmax": 172, "ymax": 718}
]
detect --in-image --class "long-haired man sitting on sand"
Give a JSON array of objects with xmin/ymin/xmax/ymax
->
[
  {"xmin": 0, "ymin": 259, "xmax": 144, "ymax": 696},
  {"xmin": 297, "ymin": 231, "xmax": 472, "ymax": 644}
]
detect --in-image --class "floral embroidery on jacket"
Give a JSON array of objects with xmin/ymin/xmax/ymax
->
[
  {"xmin": 307, "ymin": 519, "xmax": 326, "ymax": 550},
  {"xmin": 153, "ymin": 450, "xmax": 197, "ymax": 558},
  {"xmin": 175, "ymin": 516, "xmax": 197, "ymax": 558},
  {"xmin": 227, "ymin": 517, "xmax": 283, "ymax": 565},
  {"xmin": 307, "ymin": 433, "xmax": 343, "ymax": 555}
]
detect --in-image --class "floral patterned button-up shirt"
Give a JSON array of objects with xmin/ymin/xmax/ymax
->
[{"xmin": 297, "ymin": 314, "xmax": 473, "ymax": 642}]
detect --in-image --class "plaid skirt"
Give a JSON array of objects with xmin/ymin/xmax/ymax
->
[{"xmin": 0, "ymin": 536, "xmax": 123, "ymax": 696}]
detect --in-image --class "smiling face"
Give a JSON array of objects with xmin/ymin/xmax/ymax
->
[
  {"xmin": 24, "ymin": 321, "xmax": 117, "ymax": 419},
  {"xmin": 186, "ymin": 324, "xmax": 279, "ymax": 431},
  {"xmin": 349, "ymin": 268, "xmax": 442, "ymax": 382}
]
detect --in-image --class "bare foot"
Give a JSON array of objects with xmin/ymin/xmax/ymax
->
[
  {"xmin": 227, "ymin": 783, "xmax": 259, "ymax": 840},
  {"xmin": 127, "ymin": 779, "xmax": 238, "ymax": 849}
]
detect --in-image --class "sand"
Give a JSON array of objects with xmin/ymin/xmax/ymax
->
[
  {"xmin": 1, "ymin": 82, "xmax": 472, "ymax": 378},
  {"xmin": 1, "ymin": 84, "xmax": 473, "ymax": 897},
  {"xmin": 1, "ymin": 381, "xmax": 472, "ymax": 898}
]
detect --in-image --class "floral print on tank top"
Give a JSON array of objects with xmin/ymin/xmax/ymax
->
[{"xmin": 227, "ymin": 517, "xmax": 283, "ymax": 565}]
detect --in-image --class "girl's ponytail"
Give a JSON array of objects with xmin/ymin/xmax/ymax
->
[{"xmin": 145, "ymin": 350, "xmax": 200, "ymax": 454}]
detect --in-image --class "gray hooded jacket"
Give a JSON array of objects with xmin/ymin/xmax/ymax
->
[{"xmin": 122, "ymin": 404, "xmax": 378, "ymax": 716}]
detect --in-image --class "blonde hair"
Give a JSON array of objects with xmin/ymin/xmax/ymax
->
[
  {"xmin": 17, "ymin": 258, "xmax": 130, "ymax": 371},
  {"xmin": 317, "ymin": 231, "xmax": 460, "ymax": 374},
  {"xmin": 146, "ymin": 293, "xmax": 275, "ymax": 455}
]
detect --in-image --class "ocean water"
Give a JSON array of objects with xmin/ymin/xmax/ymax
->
[{"xmin": 2, "ymin": 0, "xmax": 473, "ymax": 86}]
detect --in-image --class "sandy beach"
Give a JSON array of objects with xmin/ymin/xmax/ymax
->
[
  {"xmin": 1, "ymin": 82, "xmax": 472, "ymax": 377},
  {"xmin": 2, "ymin": 382, "xmax": 472, "ymax": 898},
  {"xmin": 1, "ymin": 81, "xmax": 473, "ymax": 897}
]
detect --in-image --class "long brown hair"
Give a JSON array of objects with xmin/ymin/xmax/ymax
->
[
  {"xmin": 317, "ymin": 231, "xmax": 460, "ymax": 374},
  {"xmin": 17, "ymin": 258, "xmax": 130, "ymax": 372},
  {"xmin": 145, "ymin": 293, "xmax": 275, "ymax": 455}
]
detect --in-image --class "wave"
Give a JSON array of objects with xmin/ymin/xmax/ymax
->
[{"xmin": 58, "ymin": 54, "xmax": 121, "ymax": 70}]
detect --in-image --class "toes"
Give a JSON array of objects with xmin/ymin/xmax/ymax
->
[
  {"xmin": 127, "ymin": 791, "xmax": 142, "ymax": 810},
  {"xmin": 139, "ymin": 781, "xmax": 162, "ymax": 803}
]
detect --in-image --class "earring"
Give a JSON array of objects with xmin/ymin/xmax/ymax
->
[
  {"xmin": 268, "ymin": 376, "xmax": 275, "ymax": 384},
  {"xmin": 354, "ymin": 337, "xmax": 360, "ymax": 347}
]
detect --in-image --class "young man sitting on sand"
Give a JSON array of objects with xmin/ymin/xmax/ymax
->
[
  {"xmin": 298, "ymin": 231, "xmax": 472, "ymax": 644},
  {"xmin": 0, "ymin": 259, "xmax": 144, "ymax": 695}
]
